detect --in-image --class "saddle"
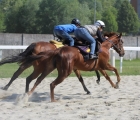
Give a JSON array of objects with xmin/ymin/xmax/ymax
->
[
  {"xmin": 49, "ymin": 37, "xmax": 101, "ymax": 60},
  {"xmin": 75, "ymin": 39, "xmax": 101, "ymax": 60}
]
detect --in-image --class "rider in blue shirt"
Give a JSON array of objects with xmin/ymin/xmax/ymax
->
[{"xmin": 53, "ymin": 18, "xmax": 81, "ymax": 46}]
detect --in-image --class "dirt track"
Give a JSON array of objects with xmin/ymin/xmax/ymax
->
[{"xmin": 0, "ymin": 76, "xmax": 140, "ymax": 120}]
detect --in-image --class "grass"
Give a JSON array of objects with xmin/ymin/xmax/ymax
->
[{"xmin": 0, "ymin": 59, "xmax": 140, "ymax": 78}]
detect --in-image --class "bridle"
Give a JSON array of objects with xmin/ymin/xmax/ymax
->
[{"xmin": 107, "ymin": 36, "xmax": 123, "ymax": 52}]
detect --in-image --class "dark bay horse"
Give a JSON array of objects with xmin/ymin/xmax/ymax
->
[
  {"xmin": 0, "ymin": 41, "xmax": 100, "ymax": 94},
  {"xmin": 17, "ymin": 33, "xmax": 125, "ymax": 102}
]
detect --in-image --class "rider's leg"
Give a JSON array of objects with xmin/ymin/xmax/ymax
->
[
  {"xmin": 53, "ymin": 29, "xmax": 63, "ymax": 41},
  {"xmin": 74, "ymin": 28, "xmax": 98, "ymax": 59},
  {"xmin": 53, "ymin": 29, "xmax": 74, "ymax": 46},
  {"xmin": 60, "ymin": 31, "xmax": 74, "ymax": 46}
]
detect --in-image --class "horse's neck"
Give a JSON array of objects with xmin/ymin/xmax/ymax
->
[{"xmin": 101, "ymin": 40, "xmax": 112, "ymax": 50}]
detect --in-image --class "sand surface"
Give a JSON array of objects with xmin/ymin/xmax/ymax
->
[{"xmin": 0, "ymin": 76, "xmax": 140, "ymax": 120}]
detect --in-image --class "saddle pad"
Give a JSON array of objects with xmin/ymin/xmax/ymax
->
[
  {"xmin": 49, "ymin": 40, "xmax": 90, "ymax": 54},
  {"xmin": 49, "ymin": 40, "xmax": 64, "ymax": 48},
  {"xmin": 76, "ymin": 46, "xmax": 90, "ymax": 54}
]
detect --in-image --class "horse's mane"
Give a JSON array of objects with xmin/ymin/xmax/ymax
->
[{"xmin": 104, "ymin": 32, "xmax": 118, "ymax": 37}]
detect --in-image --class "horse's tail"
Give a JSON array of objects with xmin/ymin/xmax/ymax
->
[
  {"xmin": 0, "ymin": 43, "xmax": 36, "ymax": 66},
  {"xmin": 19, "ymin": 54, "xmax": 44, "ymax": 66},
  {"xmin": 19, "ymin": 50, "xmax": 57, "ymax": 67},
  {"xmin": 19, "ymin": 43, "xmax": 36, "ymax": 57},
  {"xmin": 0, "ymin": 55, "xmax": 25, "ymax": 66}
]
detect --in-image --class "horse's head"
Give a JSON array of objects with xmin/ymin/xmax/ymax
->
[{"xmin": 108, "ymin": 33, "xmax": 125, "ymax": 57}]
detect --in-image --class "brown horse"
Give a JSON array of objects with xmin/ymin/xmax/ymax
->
[
  {"xmin": 0, "ymin": 32, "xmax": 119, "ymax": 92},
  {"xmin": 17, "ymin": 32, "xmax": 124, "ymax": 102},
  {"xmin": 0, "ymin": 41, "xmax": 100, "ymax": 94}
]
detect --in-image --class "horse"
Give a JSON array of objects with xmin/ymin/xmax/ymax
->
[
  {"xmin": 0, "ymin": 32, "xmax": 118, "ymax": 92},
  {"xmin": 16, "ymin": 32, "xmax": 125, "ymax": 102},
  {"xmin": 0, "ymin": 40, "xmax": 100, "ymax": 94}
]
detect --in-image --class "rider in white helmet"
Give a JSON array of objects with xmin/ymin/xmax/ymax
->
[{"xmin": 74, "ymin": 20, "xmax": 107, "ymax": 59}]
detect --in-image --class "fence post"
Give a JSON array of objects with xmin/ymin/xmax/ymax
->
[
  {"xmin": 120, "ymin": 57, "xmax": 123, "ymax": 73},
  {"xmin": 110, "ymin": 49, "xmax": 115, "ymax": 67},
  {"xmin": 0, "ymin": 50, "xmax": 2, "ymax": 61},
  {"xmin": 136, "ymin": 36, "xmax": 138, "ymax": 59},
  {"xmin": 21, "ymin": 33, "xmax": 24, "ymax": 53}
]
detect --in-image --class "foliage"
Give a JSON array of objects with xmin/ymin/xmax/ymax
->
[
  {"xmin": 0, "ymin": 0, "xmax": 139, "ymax": 34},
  {"xmin": 117, "ymin": 0, "xmax": 140, "ymax": 34},
  {"xmin": 62, "ymin": 0, "xmax": 91, "ymax": 25},
  {"xmin": 3, "ymin": 0, "xmax": 26, "ymax": 33},
  {"xmin": 16, "ymin": 0, "xmax": 40, "ymax": 33},
  {"xmin": 35, "ymin": 0, "xmax": 63, "ymax": 34},
  {"xmin": 102, "ymin": 8, "xmax": 118, "ymax": 32},
  {"xmin": 4, "ymin": 0, "xmax": 40, "ymax": 33},
  {"xmin": 114, "ymin": 0, "xmax": 124, "ymax": 10},
  {"xmin": 0, "ymin": 9, "xmax": 5, "ymax": 32},
  {"xmin": 36, "ymin": 0, "xmax": 91, "ymax": 34}
]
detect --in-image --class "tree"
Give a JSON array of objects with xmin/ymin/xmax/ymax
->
[
  {"xmin": 102, "ymin": 8, "xmax": 118, "ymax": 32},
  {"xmin": 4, "ymin": 0, "xmax": 26, "ymax": 33},
  {"xmin": 36, "ymin": 0, "xmax": 91, "ymax": 34},
  {"xmin": 117, "ymin": 0, "xmax": 140, "ymax": 34},
  {"xmin": 0, "ymin": 0, "xmax": 18, "ymax": 32},
  {"xmin": 0, "ymin": 9, "xmax": 5, "ymax": 32},
  {"xmin": 83, "ymin": 0, "xmax": 117, "ymax": 24},
  {"xmin": 62, "ymin": 0, "xmax": 91, "ymax": 25},
  {"xmin": 36, "ymin": 0, "xmax": 62, "ymax": 34},
  {"xmin": 16, "ymin": 0, "xmax": 40, "ymax": 33},
  {"xmin": 4, "ymin": 0, "xmax": 40, "ymax": 33}
]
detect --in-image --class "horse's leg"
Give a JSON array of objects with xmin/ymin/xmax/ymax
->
[
  {"xmin": 50, "ymin": 63, "xmax": 73, "ymax": 102},
  {"xmin": 27, "ymin": 67, "xmax": 55, "ymax": 95},
  {"xmin": 73, "ymin": 69, "xmax": 90, "ymax": 94},
  {"xmin": 50, "ymin": 75, "xmax": 69, "ymax": 102},
  {"xmin": 3, "ymin": 64, "xmax": 31, "ymax": 90},
  {"xmin": 25, "ymin": 70, "xmax": 42, "ymax": 93},
  {"xmin": 105, "ymin": 63, "xmax": 121, "ymax": 88},
  {"xmin": 95, "ymin": 70, "xmax": 100, "ymax": 84},
  {"xmin": 99, "ymin": 69, "xmax": 116, "ymax": 88}
]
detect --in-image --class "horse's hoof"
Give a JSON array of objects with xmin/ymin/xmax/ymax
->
[
  {"xmin": 96, "ymin": 80, "xmax": 100, "ymax": 85},
  {"xmin": 87, "ymin": 91, "xmax": 91, "ymax": 95},
  {"xmin": 115, "ymin": 83, "xmax": 119, "ymax": 89},
  {"xmin": 116, "ymin": 85, "xmax": 119, "ymax": 89},
  {"xmin": 2, "ymin": 86, "xmax": 8, "ymax": 91},
  {"xmin": 51, "ymin": 99, "xmax": 57, "ymax": 102}
]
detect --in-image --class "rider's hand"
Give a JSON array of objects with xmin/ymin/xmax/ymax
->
[{"xmin": 104, "ymin": 36, "xmax": 108, "ymax": 39}]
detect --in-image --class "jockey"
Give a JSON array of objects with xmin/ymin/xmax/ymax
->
[
  {"xmin": 74, "ymin": 20, "xmax": 107, "ymax": 59},
  {"xmin": 53, "ymin": 18, "xmax": 81, "ymax": 46}
]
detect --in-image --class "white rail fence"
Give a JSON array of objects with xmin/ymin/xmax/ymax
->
[
  {"xmin": 110, "ymin": 47, "xmax": 140, "ymax": 73},
  {"xmin": 0, "ymin": 45, "xmax": 140, "ymax": 73}
]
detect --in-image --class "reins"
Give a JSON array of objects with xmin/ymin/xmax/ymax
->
[{"xmin": 107, "ymin": 36, "xmax": 122, "ymax": 52}]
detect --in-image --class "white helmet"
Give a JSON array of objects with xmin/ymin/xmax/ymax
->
[{"xmin": 94, "ymin": 20, "xmax": 105, "ymax": 28}]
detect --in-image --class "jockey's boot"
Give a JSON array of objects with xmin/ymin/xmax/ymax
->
[{"xmin": 89, "ymin": 54, "xmax": 98, "ymax": 59}]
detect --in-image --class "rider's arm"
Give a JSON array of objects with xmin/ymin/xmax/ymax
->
[{"xmin": 96, "ymin": 29, "xmax": 106, "ymax": 43}]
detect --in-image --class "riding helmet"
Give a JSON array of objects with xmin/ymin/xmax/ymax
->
[
  {"xmin": 94, "ymin": 20, "xmax": 105, "ymax": 28},
  {"xmin": 71, "ymin": 18, "xmax": 81, "ymax": 26}
]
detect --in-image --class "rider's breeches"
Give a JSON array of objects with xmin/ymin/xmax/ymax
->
[
  {"xmin": 74, "ymin": 28, "xmax": 96, "ymax": 54},
  {"xmin": 53, "ymin": 29, "xmax": 74, "ymax": 46}
]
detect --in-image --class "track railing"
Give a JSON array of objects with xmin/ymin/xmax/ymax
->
[{"xmin": 0, "ymin": 45, "xmax": 140, "ymax": 73}]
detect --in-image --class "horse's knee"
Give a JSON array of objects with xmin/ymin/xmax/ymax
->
[{"xmin": 50, "ymin": 82, "xmax": 56, "ymax": 90}]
